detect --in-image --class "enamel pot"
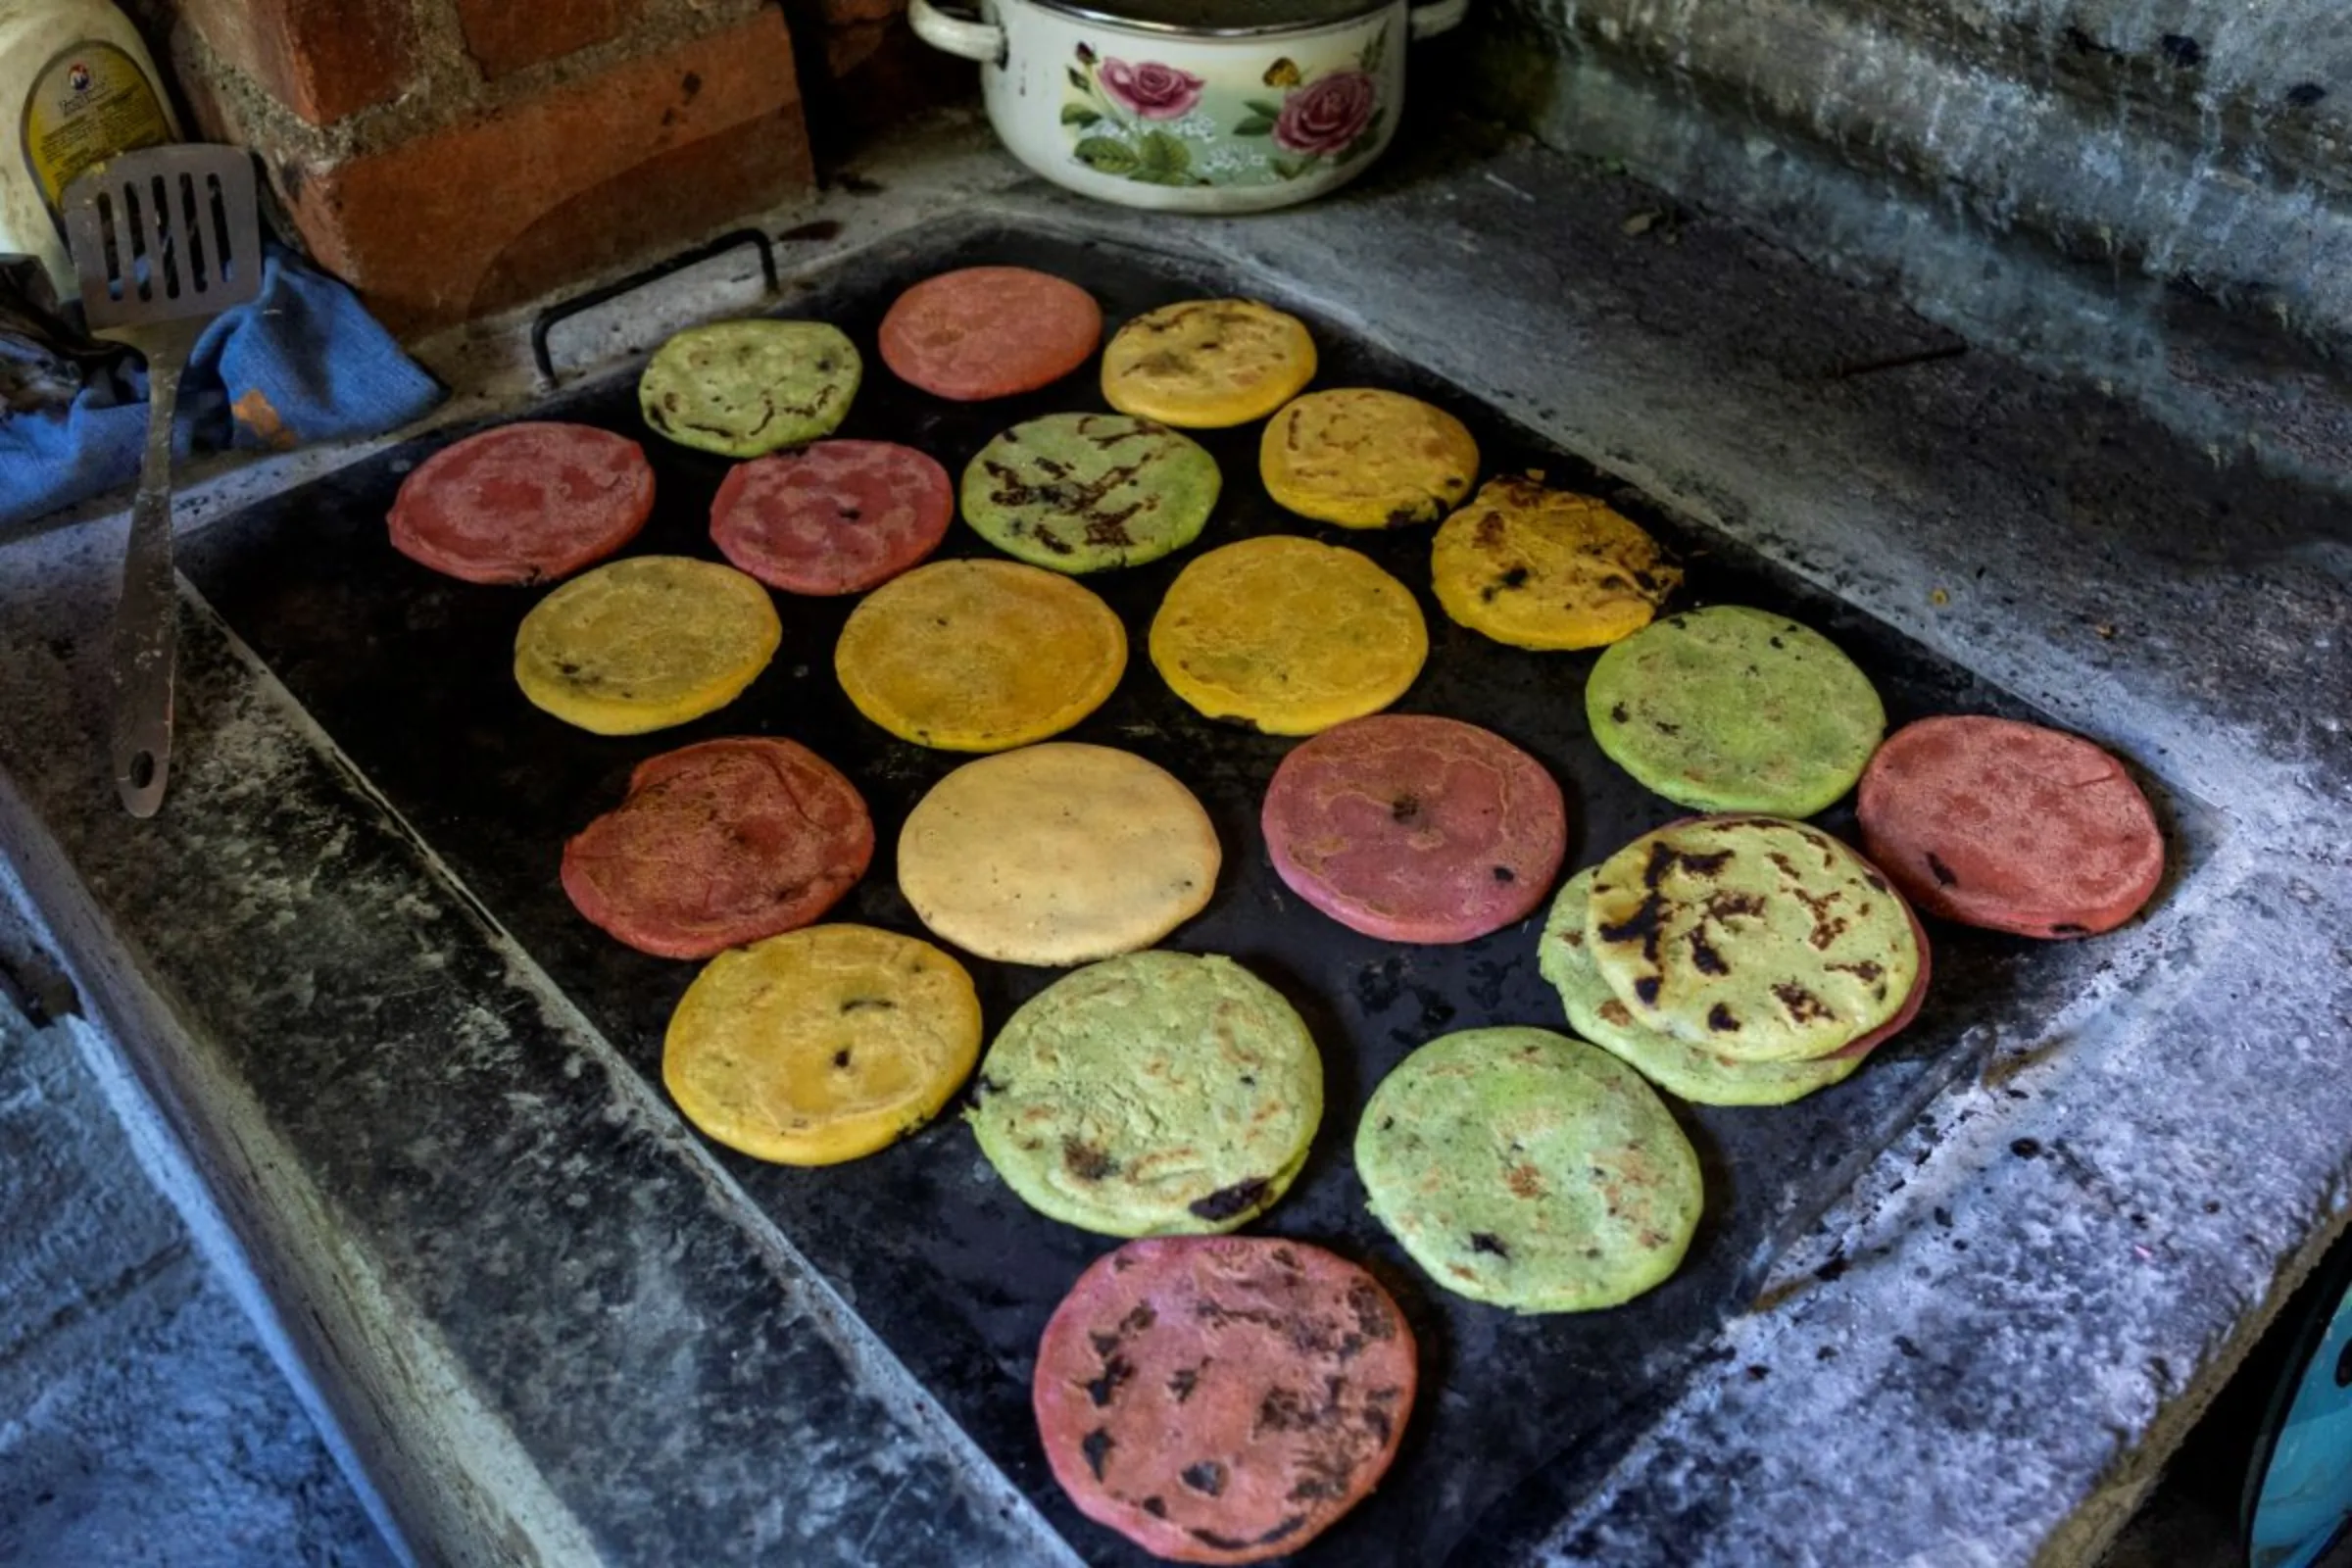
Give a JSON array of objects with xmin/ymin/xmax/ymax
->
[{"xmin": 908, "ymin": 0, "xmax": 1467, "ymax": 213}]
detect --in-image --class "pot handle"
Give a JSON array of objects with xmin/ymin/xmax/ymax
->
[
  {"xmin": 1409, "ymin": 0, "xmax": 1468, "ymax": 39},
  {"xmin": 908, "ymin": 0, "xmax": 1007, "ymax": 64}
]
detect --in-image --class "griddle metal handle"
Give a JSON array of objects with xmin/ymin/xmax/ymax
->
[{"xmin": 528, "ymin": 227, "xmax": 783, "ymax": 387}]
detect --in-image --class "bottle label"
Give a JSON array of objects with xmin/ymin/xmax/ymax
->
[{"xmin": 21, "ymin": 41, "xmax": 173, "ymax": 214}]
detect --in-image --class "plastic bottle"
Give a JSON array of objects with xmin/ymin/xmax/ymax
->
[{"xmin": 0, "ymin": 0, "xmax": 179, "ymax": 300}]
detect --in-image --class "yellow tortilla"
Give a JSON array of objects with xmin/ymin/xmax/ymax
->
[
  {"xmin": 1100, "ymin": 299, "xmax": 1318, "ymax": 428},
  {"xmin": 835, "ymin": 559, "xmax": 1126, "ymax": 752},
  {"xmin": 1260, "ymin": 388, "xmax": 1479, "ymax": 528},
  {"xmin": 1432, "ymin": 475, "xmax": 1681, "ymax": 650},
  {"xmin": 899, "ymin": 743, "xmax": 1220, "ymax": 965},
  {"xmin": 662, "ymin": 924, "xmax": 981, "ymax": 1165},
  {"xmin": 514, "ymin": 556, "xmax": 780, "ymax": 735},
  {"xmin": 1149, "ymin": 536, "xmax": 1427, "ymax": 735}
]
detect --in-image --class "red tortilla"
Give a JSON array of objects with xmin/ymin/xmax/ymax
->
[
  {"xmin": 1034, "ymin": 1237, "xmax": 1416, "ymax": 1566},
  {"xmin": 388, "ymin": 422, "xmax": 653, "ymax": 585},
  {"xmin": 709, "ymin": 441, "xmax": 952, "ymax": 595},
  {"xmin": 878, "ymin": 267, "xmax": 1102, "ymax": 401},
  {"xmin": 560, "ymin": 738, "xmax": 873, "ymax": 959},
  {"xmin": 1261, "ymin": 714, "xmax": 1567, "ymax": 944},
  {"xmin": 1857, "ymin": 715, "xmax": 2163, "ymax": 939}
]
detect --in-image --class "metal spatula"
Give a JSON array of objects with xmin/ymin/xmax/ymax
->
[{"xmin": 62, "ymin": 145, "xmax": 262, "ymax": 817}]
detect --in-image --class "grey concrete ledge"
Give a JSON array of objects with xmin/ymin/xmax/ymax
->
[{"xmin": 1, "ymin": 118, "xmax": 2347, "ymax": 1564}]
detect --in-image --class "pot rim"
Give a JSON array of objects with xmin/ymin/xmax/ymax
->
[{"xmin": 1015, "ymin": 0, "xmax": 1394, "ymax": 41}]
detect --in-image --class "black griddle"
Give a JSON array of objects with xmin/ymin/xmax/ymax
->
[{"xmin": 182, "ymin": 226, "xmax": 2070, "ymax": 1567}]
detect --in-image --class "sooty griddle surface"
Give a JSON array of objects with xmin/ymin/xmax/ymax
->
[{"xmin": 183, "ymin": 227, "xmax": 2058, "ymax": 1567}]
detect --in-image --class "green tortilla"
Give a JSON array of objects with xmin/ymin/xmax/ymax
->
[
  {"xmin": 1585, "ymin": 816, "xmax": 1918, "ymax": 1064},
  {"xmin": 961, "ymin": 413, "xmax": 1220, "ymax": 573},
  {"xmin": 968, "ymin": 952, "xmax": 1321, "ymax": 1237},
  {"xmin": 1540, "ymin": 868, "xmax": 1860, "ymax": 1106},
  {"xmin": 1585, "ymin": 606, "xmax": 1885, "ymax": 815},
  {"xmin": 1355, "ymin": 1027, "xmax": 1700, "ymax": 1313},
  {"xmin": 639, "ymin": 319, "xmax": 861, "ymax": 457}
]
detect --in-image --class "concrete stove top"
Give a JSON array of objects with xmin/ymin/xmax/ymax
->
[{"xmin": 1, "ymin": 114, "xmax": 2346, "ymax": 1566}]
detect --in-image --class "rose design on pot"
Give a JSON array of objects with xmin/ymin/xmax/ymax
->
[
  {"xmin": 1097, "ymin": 59, "xmax": 1205, "ymax": 121},
  {"xmin": 1272, "ymin": 71, "xmax": 1377, "ymax": 155},
  {"xmin": 1058, "ymin": 24, "xmax": 1391, "ymax": 190}
]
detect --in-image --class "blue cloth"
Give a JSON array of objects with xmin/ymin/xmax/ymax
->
[{"xmin": 0, "ymin": 246, "xmax": 442, "ymax": 529}]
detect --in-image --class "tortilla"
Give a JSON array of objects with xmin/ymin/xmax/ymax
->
[
  {"xmin": 709, "ymin": 440, "xmax": 952, "ymax": 595},
  {"xmin": 662, "ymin": 924, "xmax": 980, "ymax": 1165},
  {"xmin": 1585, "ymin": 606, "xmax": 1885, "ymax": 816},
  {"xmin": 878, "ymin": 266, "xmax": 1102, "ymax": 401},
  {"xmin": 969, "ymin": 952, "xmax": 1321, "ymax": 1237},
  {"xmin": 898, "ymin": 743, "xmax": 1220, "ymax": 966},
  {"xmin": 1354, "ymin": 1027, "xmax": 1701, "ymax": 1312},
  {"xmin": 564, "ymin": 743, "xmax": 879, "ymax": 963},
  {"xmin": 1150, "ymin": 536, "xmax": 1427, "ymax": 735},
  {"xmin": 1429, "ymin": 474, "xmax": 1680, "ymax": 650},
  {"xmin": 1584, "ymin": 815, "xmax": 1921, "ymax": 1063},
  {"xmin": 1100, "ymin": 298, "xmax": 1318, "ymax": 428},
  {"xmin": 1261, "ymin": 714, "xmax": 1566, "ymax": 944},
  {"xmin": 961, "ymin": 413, "xmax": 1220, "ymax": 573},
  {"xmin": 638, "ymin": 318, "xmax": 861, "ymax": 457},
  {"xmin": 1857, "ymin": 714, "xmax": 2165, "ymax": 938},
  {"xmin": 388, "ymin": 421, "xmax": 654, "ymax": 585},
  {"xmin": 1034, "ymin": 1236, "xmax": 1416, "ymax": 1565},
  {"xmin": 834, "ymin": 559, "xmax": 1126, "ymax": 751},
  {"xmin": 513, "ymin": 556, "xmax": 780, "ymax": 734},
  {"xmin": 1259, "ymin": 388, "xmax": 1478, "ymax": 529},
  {"xmin": 562, "ymin": 737, "xmax": 872, "ymax": 959},
  {"xmin": 1541, "ymin": 867, "xmax": 1865, "ymax": 1105}
]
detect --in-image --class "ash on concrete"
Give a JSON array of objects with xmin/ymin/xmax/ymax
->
[{"xmin": 0, "ymin": 882, "xmax": 390, "ymax": 1568}]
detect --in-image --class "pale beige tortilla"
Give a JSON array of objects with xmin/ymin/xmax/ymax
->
[{"xmin": 897, "ymin": 743, "xmax": 1221, "ymax": 965}]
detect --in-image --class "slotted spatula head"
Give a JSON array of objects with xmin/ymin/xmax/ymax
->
[
  {"xmin": 60, "ymin": 146, "xmax": 263, "ymax": 819},
  {"xmin": 63, "ymin": 144, "xmax": 263, "ymax": 338}
]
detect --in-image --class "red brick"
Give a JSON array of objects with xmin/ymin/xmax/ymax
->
[
  {"xmin": 457, "ymin": 0, "xmax": 641, "ymax": 78},
  {"xmin": 815, "ymin": 17, "xmax": 973, "ymax": 141},
  {"xmin": 279, "ymin": 13, "xmax": 814, "ymax": 334},
  {"xmin": 820, "ymin": 0, "xmax": 906, "ymax": 27},
  {"xmin": 174, "ymin": 0, "xmax": 415, "ymax": 125}
]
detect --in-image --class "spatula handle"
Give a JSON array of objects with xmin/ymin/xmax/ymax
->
[{"xmin": 112, "ymin": 350, "xmax": 183, "ymax": 818}]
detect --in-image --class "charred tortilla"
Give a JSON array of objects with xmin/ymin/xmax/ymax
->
[
  {"xmin": 1034, "ymin": 1236, "xmax": 1415, "ymax": 1564},
  {"xmin": 1355, "ymin": 1027, "xmax": 1701, "ymax": 1312},
  {"xmin": 969, "ymin": 952, "xmax": 1321, "ymax": 1237}
]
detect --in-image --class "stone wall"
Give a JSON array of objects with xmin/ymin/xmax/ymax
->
[{"xmin": 1474, "ymin": 0, "xmax": 2352, "ymax": 471}]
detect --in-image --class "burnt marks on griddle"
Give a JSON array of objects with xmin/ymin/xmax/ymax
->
[
  {"xmin": 1772, "ymin": 983, "xmax": 1836, "ymax": 1025},
  {"xmin": 1345, "ymin": 1283, "xmax": 1397, "ymax": 1344},
  {"xmin": 1190, "ymin": 1178, "xmax": 1274, "ymax": 1223},
  {"xmin": 1063, "ymin": 1138, "xmax": 1120, "ymax": 1182},
  {"xmin": 1479, "ymin": 564, "xmax": 1530, "ymax": 603},
  {"xmin": 1704, "ymin": 890, "xmax": 1765, "ymax": 922},
  {"xmin": 1182, "ymin": 1461, "xmax": 1228, "ymax": 1496},
  {"xmin": 1086, "ymin": 1355, "xmax": 1135, "ymax": 1408},
  {"xmin": 1788, "ymin": 884, "xmax": 1851, "ymax": 950}
]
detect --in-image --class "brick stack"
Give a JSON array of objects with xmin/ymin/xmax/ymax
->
[{"xmin": 169, "ymin": 0, "xmax": 820, "ymax": 336}]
